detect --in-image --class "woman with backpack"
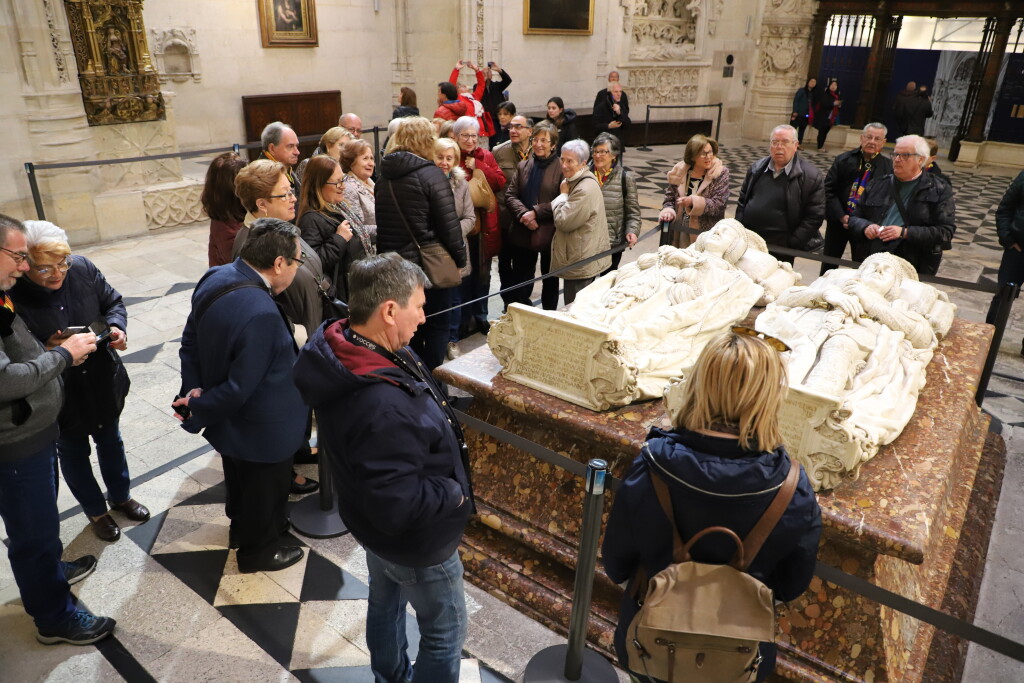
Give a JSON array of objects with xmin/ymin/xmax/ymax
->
[{"xmin": 603, "ymin": 329, "xmax": 822, "ymax": 683}]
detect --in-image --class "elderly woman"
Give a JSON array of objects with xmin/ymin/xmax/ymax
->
[
  {"xmin": 10, "ymin": 221, "xmax": 148, "ymax": 542},
  {"xmin": 659, "ymin": 134, "xmax": 730, "ymax": 248},
  {"xmin": 590, "ymin": 133, "xmax": 640, "ymax": 273},
  {"xmin": 341, "ymin": 139, "xmax": 377, "ymax": 232},
  {"xmin": 545, "ymin": 97, "xmax": 579, "ymax": 152},
  {"xmin": 453, "ymin": 115, "xmax": 505, "ymax": 335},
  {"xmin": 375, "ymin": 116, "xmax": 466, "ymax": 369},
  {"xmin": 552, "ymin": 139, "xmax": 611, "ymax": 304},
  {"xmin": 603, "ymin": 330, "xmax": 822, "ymax": 683},
  {"xmin": 202, "ymin": 152, "xmax": 248, "ymax": 267},
  {"xmin": 434, "ymin": 137, "xmax": 477, "ymax": 359},
  {"xmin": 297, "ymin": 155, "xmax": 374, "ymax": 303},
  {"xmin": 296, "ymin": 127, "xmax": 355, "ymax": 181},
  {"xmin": 505, "ymin": 121, "xmax": 563, "ymax": 310}
]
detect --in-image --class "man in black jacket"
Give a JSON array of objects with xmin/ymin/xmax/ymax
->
[
  {"xmin": 986, "ymin": 170, "xmax": 1024, "ymax": 329},
  {"xmin": 736, "ymin": 124, "xmax": 825, "ymax": 263},
  {"xmin": 848, "ymin": 135, "xmax": 956, "ymax": 276},
  {"xmin": 821, "ymin": 123, "xmax": 893, "ymax": 273},
  {"xmin": 294, "ymin": 253, "xmax": 474, "ymax": 683}
]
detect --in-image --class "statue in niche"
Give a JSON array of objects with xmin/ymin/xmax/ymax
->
[
  {"xmin": 751, "ymin": 253, "xmax": 956, "ymax": 490},
  {"xmin": 104, "ymin": 26, "xmax": 131, "ymax": 74}
]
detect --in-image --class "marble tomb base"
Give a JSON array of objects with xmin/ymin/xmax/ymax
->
[{"xmin": 435, "ymin": 318, "xmax": 1006, "ymax": 682}]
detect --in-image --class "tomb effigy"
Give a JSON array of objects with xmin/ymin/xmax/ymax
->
[
  {"xmin": 487, "ymin": 220, "xmax": 800, "ymax": 410},
  {"xmin": 439, "ymin": 234, "xmax": 1004, "ymax": 682}
]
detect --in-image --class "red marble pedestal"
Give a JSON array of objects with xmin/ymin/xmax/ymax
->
[{"xmin": 435, "ymin": 319, "xmax": 1006, "ymax": 682}]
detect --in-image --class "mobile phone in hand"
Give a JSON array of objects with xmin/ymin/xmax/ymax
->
[
  {"xmin": 55, "ymin": 326, "xmax": 89, "ymax": 340},
  {"xmin": 172, "ymin": 395, "xmax": 191, "ymax": 419}
]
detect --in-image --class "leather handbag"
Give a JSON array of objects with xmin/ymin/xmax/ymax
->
[
  {"xmin": 387, "ymin": 182, "xmax": 462, "ymax": 288},
  {"xmin": 469, "ymin": 169, "xmax": 497, "ymax": 213}
]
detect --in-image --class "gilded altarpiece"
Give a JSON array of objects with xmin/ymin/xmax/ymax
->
[{"xmin": 62, "ymin": 0, "xmax": 165, "ymax": 126}]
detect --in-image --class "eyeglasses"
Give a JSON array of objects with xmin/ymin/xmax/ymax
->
[
  {"xmin": 698, "ymin": 149, "xmax": 716, "ymax": 157},
  {"xmin": 769, "ymin": 139, "xmax": 795, "ymax": 148},
  {"xmin": 32, "ymin": 257, "xmax": 72, "ymax": 275},
  {"xmin": 509, "ymin": 123, "xmax": 529, "ymax": 130},
  {"xmin": 323, "ymin": 180, "xmax": 345, "ymax": 189},
  {"xmin": 0, "ymin": 246, "xmax": 30, "ymax": 265},
  {"xmin": 731, "ymin": 326, "xmax": 791, "ymax": 352},
  {"xmin": 288, "ymin": 252, "xmax": 307, "ymax": 267},
  {"xmin": 458, "ymin": 133, "xmax": 479, "ymax": 140},
  {"xmin": 269, "ymin": 189, "xmax": 296, "ymax": 199},
  {"xmin": 891, "ymin": 152, "xmax": 921, "ymax": 161},
  {"xmin": 345, "ymin": 127, "xmax": 362, "ymax": 135},
  {"xmin": 592, "ymin": 149, "xmax": 612, "ymax": 156}
]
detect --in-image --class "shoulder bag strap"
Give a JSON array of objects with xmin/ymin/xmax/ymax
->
[
  {"xmin": 890, "ymin": 174, "xmax": 911, "ymax": 228},
  {"xmin": 739, "ymin": 455, "xmax": 800, "ymax": 570},
  {"xmin": 195, "ymin": 281, "xmax": 263, "ymax": 325},
  {"xmin": 386, "ymin": 181, "xmax": 423, "ymax": 251}
]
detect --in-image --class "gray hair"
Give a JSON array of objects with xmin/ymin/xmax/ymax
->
[
  {"xmin": 591, "ymin": 132, "xmax": 622, "ymax": 158},
  {"xmin": 22, "ymin": 220, "xmax": 70, "ymax": 250},
  {"xmin": 897, "ymin": 135, "xmax": 931, "ymax": 168},
  {"xmin": 347, "ymin": 253, "xmax": 430, "ymax": 325},
  {"xmin": 561, "ymin": 139, "xmax": 590, "ymax": 164},
  {"xmin": 387, "ymin": 117, "xmax": 404, "ymax": 137},
  {"xmin": 770, "ymin": 125, "xmax": 798, "ymax": 143},
  {"xmin": 239, "ymin": 217, "xmax": 299, "ymax": 269},
  {"xmin": 0, "ymin": 213, "xmax": 26, "ymax": 248},
  {"xmin": 452, "ymin": 116, "xmax": 480, "ymax": 138},
  {"xmin": 261, "ymin": 121, "xmax": 294, "ymax": 151},
  {"xmin": 864, "ymin": 122, "xmax": 888, "ymax": 136}
]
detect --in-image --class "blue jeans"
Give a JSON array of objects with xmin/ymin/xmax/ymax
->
[
  {"xmin": 365, "ymin": 548, "xmax": 467, "ymax": 683},
  {"xmin": 57, "ymin": 422, "xmax": 131, "ymax": 518},
  {"xmin": 0, "ymin": 442, "xmax": 76, "ymax": 629}
]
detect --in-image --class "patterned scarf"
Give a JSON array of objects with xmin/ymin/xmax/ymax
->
[
  {"xmin": 845, "ymin": 154, "xmax": 877, "ymax": 215},
  {"xmin": 1, "ymin": 292, "xmax": 13, "ymax": 314}
]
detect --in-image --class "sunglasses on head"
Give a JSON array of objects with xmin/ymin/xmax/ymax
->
[{"xmin": 730, "ymin": 326, "xmax": 791, "ymax": 353}]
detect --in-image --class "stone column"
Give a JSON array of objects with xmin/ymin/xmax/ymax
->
[
  {"xmin": 743, "ymin": 0, "xmax": 819, "ymax": 142},
  {"xmin": 391, "ymin": 0, "xmax": 414, "ymax": 102},
  {"xmin": 965, "ymin": 14, "xmax": 1014, "ymax": 142},
  {"xmin": 805, "ymin": 9, "xmax": 830, "ymax": 80}
]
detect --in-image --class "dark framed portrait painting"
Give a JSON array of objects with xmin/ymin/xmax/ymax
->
[
  {"xmin": 524, "ymin": 0, "xmax": 594, "ymax": 35},
  {"xmin": 258, "ymin": 0, "xmax": 318, "ymax": 47}
]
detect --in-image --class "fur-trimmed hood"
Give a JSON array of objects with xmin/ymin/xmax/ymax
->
[{"xmin": 667, "ymin": 155, "xmax": 725, "ymax": 186}]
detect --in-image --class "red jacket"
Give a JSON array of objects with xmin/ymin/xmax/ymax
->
[
  {"xmin": 434, "ymin": 99, "xmax": 470, "ymax": 121},
  {"xmin": 448, "ymin": 68, "xmax": 496, "ymax": 137},
  {"xmin": 460, "ymin": 146, "xmax": 505, "ymax": 258}
]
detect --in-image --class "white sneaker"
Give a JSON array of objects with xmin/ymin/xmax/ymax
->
[{"xmin": 446, "ymin": 342, "xmax": 461, "ymax": 360}]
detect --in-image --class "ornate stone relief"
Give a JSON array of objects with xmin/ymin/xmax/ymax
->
[
  {"xmin": 766, "ymin": 0, "xmax": 818, "ymax": 19},
  {"xmin": 143, "ymin": 184, "xmax": 204, "ymax": 229},
  {"xmin": 149, "ymin": 28, "xmax": 201, "ymax": 84},
  {"xmin": 630, "ymin": 66, "xmax": 701, "ymax": 105},
  {"xmin": 94, "ymin": 121, "xmax": 179, "ymax": 189},
  {"xmin": 43, "ymin": 0, "xmax": 73, "ymax": 84},
  {"xmin": 628, "ymin": 0, "xmax": 700, "ymax": 61},
  {"xmin": 62, "ymin": 0, "xmax": 165, "ymax": 126},
  {"xmin": 755, "ymin": 23, "xmax": 812, "ymax": 88},
  {"xmin": 706, "ymin": 0, "xmax": 724, "ymax": 36}
]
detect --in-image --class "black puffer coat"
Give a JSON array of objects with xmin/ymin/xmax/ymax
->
[
  {"xmin": 375, "ymin": 151, "xmax": 467, "ymax": 269},
  {"xmin": 996, "ymin": 171, "xmax": 1024, "ymax": 249},
  {"xmin": 11, "ymin": 257, "xmax": 130, "ymax": 438}
]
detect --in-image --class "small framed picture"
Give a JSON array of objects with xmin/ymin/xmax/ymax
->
[
  {"xmin": 524, "ymin": 0, "xmax": 594, "ymax": 35},
  {"xmin": 258, "ymin": 0, "xmax": 318, "ymax": 48}
]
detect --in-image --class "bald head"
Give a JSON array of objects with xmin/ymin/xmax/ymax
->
[{"xmin": 339, "ymin": 113, "xmax": 363, "ymax": 138}]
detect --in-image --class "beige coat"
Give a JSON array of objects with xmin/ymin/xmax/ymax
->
[{"xmin": 551, "ymin": 169, "xmax": 611, "ymax": 280}]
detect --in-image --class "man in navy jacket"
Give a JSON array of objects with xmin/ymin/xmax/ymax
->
[
  {"xmin": 175, "ymin": 218, "xmax": 308, "ymax": 573},
  {"xmin": 294, "ymin": 253, "xmax": 474, "ymax": 683}
]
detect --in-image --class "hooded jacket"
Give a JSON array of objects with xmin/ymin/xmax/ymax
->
[
  {"xmin": 603, "ymin": 427, "xmax": 822, "ymax": 670},
  {"xmin": 375, "ymin": 150, "xmax": 467, "ymax": 272},
  {"xmin": 293, "ymin": 320, "xmax": 473, "ymax": 568},
  {"xmin": 546, "ymin": 109, "xmax": 580, "ymax": 153}
]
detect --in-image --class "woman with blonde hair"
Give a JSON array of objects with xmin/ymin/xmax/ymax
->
[
  {"xmin": 296, "ymin": 127, "xmax": 355, "ymax": 181},
  {"xmin": 659, "ymin": 133, "xmax": 730, "ymax": 248},
  {"xmin": 376, "ymin": 116, "xmax": 466, "ymax": 369},
  {"xmin": 433, "ymin": 136, "xmax": 476, "ymax": 359},
  {"xmin": 11, "ymin": 221, "xmax": 147, "ymax": 542},
  {"xmin": 603, "ymin": 328, "xmax": 822, "ymax": 683}
]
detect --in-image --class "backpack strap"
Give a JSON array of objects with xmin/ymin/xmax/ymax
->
[{"xmin": 739, "ymin": 455, "xmax": 800, "ymax": 571}]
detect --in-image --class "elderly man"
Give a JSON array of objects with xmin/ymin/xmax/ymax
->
[
  {"xmin": 491, "ymin": 115, "xmax": 533, "ymax": 306},
  {"xmin": 736, "ymin": 124, "xmax": 825, "ymax": 263},
  {"xmin": 175, "ymin": 218, "xmax": 308, "ymax": 573},
  {"xmin": 821, "ymin": 123, "xmax": 894, "ymax": 274},
  {"xmin": 339, "ymin": 112, "xmax": 363, "ymax": 139},
  {"xmin": 294, "ymin": 253, "xmax": 474, "ymax": 683},
  {"xmin": 0, "ymin": 214, "xmax": 114, "ymax": 645},
  {"xmin": 261, "ymin": 121, "xmax": 301, "ymax": 194},
  {"xmin": 593, "ymin": 82, "xmax": 631, "ymax": 143},
  {"xmin": 552, "ymin": 139, "xmax": 611, "ymax": 304},
  {"xmin": 848, "ymin": 135, "xmax": 956, "ymax": 276}
]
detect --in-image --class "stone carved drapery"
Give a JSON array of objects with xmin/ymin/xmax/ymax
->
[
  {"xmin": 62, "ymin": 0, "xmax": 165, "ymax": 126},
  {"xmin": 149, "ymin": 28, "xmax": 200, "ymax": 84}
]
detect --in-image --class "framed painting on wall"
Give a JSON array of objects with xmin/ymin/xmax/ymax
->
[
  {"xmin": 524, "ymin": 0, "xmax": 594, "ymax": 35},
  {"xmin": 258, "ymin": 0, "xmax": 318, "ymax": 47}
]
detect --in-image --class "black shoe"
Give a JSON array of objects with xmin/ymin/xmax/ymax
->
[
  {"xmin": 90, "ymin": 514, "xmax": 121, "ymax": 542},
  {"xmin": 228, "ymin": 528, "xmax": 238, "ymax": 550},
  {"xmin": 36, "ymin": 609, "xmax": 116, "ymax": 645},
  {"xmin": 62, "ymin": 555, "xmax": 97, "ymax": 586},
  {"xmin": 290, "ymin": 476, "xmax": 319, "ymax": 495},
  {"xmin": 237, "ymin": 546, "xmax": 304, "ymax": 574},
  {"xmin": 474, "ymin": 317, "xmax": 491, "ymax": 335},
  {"xmin": 109, "ymin": 498, "xmax": 150, "ymax": 522}
]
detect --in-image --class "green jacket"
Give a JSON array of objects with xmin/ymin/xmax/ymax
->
[{"xmin": 593, "ymin": 163, "xmax": 641, "ymax": 246}]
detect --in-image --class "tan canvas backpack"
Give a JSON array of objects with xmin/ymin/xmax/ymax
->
[{"xmin": 625, "ymin": 447, "xmax": 799, "ymax": 683}]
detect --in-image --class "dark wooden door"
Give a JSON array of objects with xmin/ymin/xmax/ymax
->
[{"xmin": 242, "ymin": 90, "xmax": 342, "ymax": 161}]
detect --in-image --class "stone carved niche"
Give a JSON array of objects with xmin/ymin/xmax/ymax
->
[
  {"xmin": 150, "ymin": 28, "xmax": 201, "ymax": 84},
  {"xmin": 756, "ymin": 23, "xmax": 813, "ymax": 89},
  {"xmin": 625, "ymin": 0, "xmax": 701, "ymax": 61},
  {"xmin": 630, "ymin": 66, "xmax": 701, "ymax": 106},
  {"xmin": 62, "ymin": 0, "xmax": 165, "ymax": 126}
]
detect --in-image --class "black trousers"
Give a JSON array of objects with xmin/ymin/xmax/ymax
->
[
  {"xmin": 820, "ymin": 218, "xmax": 849, "ymax": 274},
  {"xmin": 988, "ymin": 245, "xmax": 1024, "ymax": 324},
  {"xmin": 411, "ymin": 285, "xmax": 452, "ymax": 370},
  {"xmin": 816, "ymin": 121, "xmax": 832, "ymax": 150},
  {"xmin": 507, "ymin": 243, "xmax": 559, "ymax": 310},
  {"xmin": 221, "ymin": 453, "xmax": 293, "ymax": 565}
]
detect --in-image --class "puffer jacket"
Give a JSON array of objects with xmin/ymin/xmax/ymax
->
[
  {"xmin": 551, "ymin": 169, "xmax": 611, "ymax": 279},
  {"xmin": 293, "ymin": 320, "xmax": 473, "ymax": 568},
  {"xmin": 592, "ymin": 162, "xmax": 641, "ymax": 247},
  {"xmin": 11, "ymin": 257, "xmax": 129, "ymax": 440},
  {"xmin": 603, "ymin": 427, "xmax": 822, "ymax": 678},
  {"xmin": 375, "ymin": 150, "xmax": 467, "ymax": 270},
  {"xmin": 662, "ymin": 156, "xmax": 730, "ymax": 235},
  {"xmin": 848, "ymin": 170, "xmax": 956, "ymax": 275},
  {"xmin": 995, "ymin": 171, "xmax": 1024, "ymax": 249}
]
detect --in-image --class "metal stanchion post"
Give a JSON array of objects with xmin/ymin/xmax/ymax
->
[
  {"xmin": 658, "ymin": 220, "xmax": 673, "ymax": 247},
  {"xmin": 637, "ymin": 106, "xmax": 653, "ymax": 152},
  {"xmin": 232, "ymin": 143, "xmax": 241, "ymax": 154},
  {"xmin": 289, "ymin": 439, "xmax": 349, "ymax": 539},
  {"xmin": 977, "ymin": 281, "xmax": 1020, "ymax": 405},
  {"xmin": 24, "ymin": 163, "xmax": 46, "ymax": 221},
  {"xmin": 524, "ymin": 459, "xmax": 618, "ymax": 683}
]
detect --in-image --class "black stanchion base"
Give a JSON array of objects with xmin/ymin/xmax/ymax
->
[
  {"xmin": 636, "ymin": 145, "xmax": 652, "ymax": 152},
  {"xmin": 523, "ymin": 645, "xmax": 619, "ymax": 683},
  {"xmin": 289, "ymin": 490, "xmax": 349, "ymax": 539}
]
